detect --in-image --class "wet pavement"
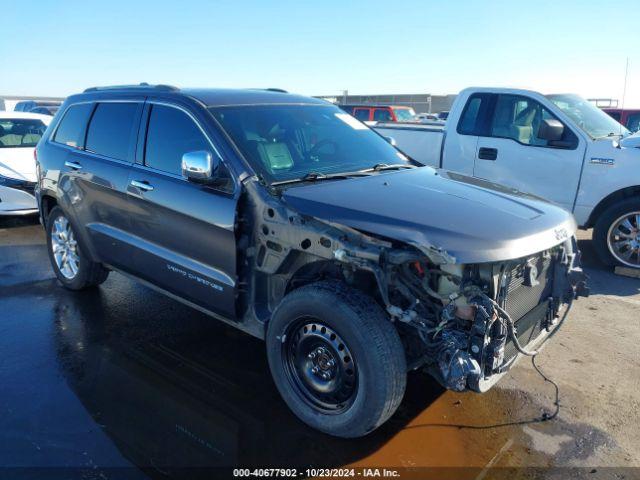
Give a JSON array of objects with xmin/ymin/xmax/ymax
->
[{"xmin": 1, "ymin": 217, "xmax": 639, "ymax": 479}]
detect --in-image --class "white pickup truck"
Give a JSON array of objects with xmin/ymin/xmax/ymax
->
[{"xmin": 375, "ymin": 87, "xmax": 640, "ymax": 269}]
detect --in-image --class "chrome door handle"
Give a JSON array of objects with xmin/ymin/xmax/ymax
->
[
  {"xmin": 130, "ymin": 180, "xmax": 154, "ymax": 192},
  {"xmin": 64, "ymin": 161, "xmax": 82, "ymax": 170}
]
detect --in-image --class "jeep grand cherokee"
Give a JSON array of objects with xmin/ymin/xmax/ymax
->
[{"xmin": 35, "ymin": 84, "xmax": 588, "ymax": 438}]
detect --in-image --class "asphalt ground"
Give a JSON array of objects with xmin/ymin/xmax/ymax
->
[{"xmin": 1, "ymin": 216, "xmax": 639, "ymax": 479}]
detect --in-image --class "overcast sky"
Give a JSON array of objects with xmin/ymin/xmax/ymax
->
[{"xmin": 3, "ymin": 0, "xmax": 639, "ymax": 107}]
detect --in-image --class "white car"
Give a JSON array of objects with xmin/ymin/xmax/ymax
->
[{"xmin": 0, "ymin": 112, "xmax": 51, "ymax": 215}]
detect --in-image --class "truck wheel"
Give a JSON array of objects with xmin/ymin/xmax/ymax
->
[
  {"xmin": 46, "ymin": 206, "xmax": 109, "ymax": 290},
  {"xmin": 593, "ymin": 198, "xmax": 640, "ymax": 268},
  {"xmin": 266, "ymin": 281, "xmax": 406, "ymax": 438}
]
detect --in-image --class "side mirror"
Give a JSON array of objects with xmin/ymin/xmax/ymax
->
[
  {"xmin": 181, "ymin": 150, "xmax": 219, "ymax": 183},
  {"xmin": 384, "ymin": 136, "xmax": 397, "ymax": 147},
  {"xmin": 537, "ymin": 118, "xmax": 564, "ymax": 142}
]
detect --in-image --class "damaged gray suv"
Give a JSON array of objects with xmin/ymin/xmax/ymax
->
[{"xmin": 35, "ymin": 84, "xmax": 588, "ymax": 438}]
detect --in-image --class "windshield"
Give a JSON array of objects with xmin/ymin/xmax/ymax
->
[
  {"xmin": 0, "ymin": 118, "xmax": 46, "ymax": 148},
  {"xmin": 393, "ymin": 107, "xmax": 416, "ymax": 122},
  {"xmin": 546, "ymin": 94, "xmax": 629, "ymax": 139},
  {"xmin": 210, "ymin": 104, "xmax": 410, "ymax": 183}
]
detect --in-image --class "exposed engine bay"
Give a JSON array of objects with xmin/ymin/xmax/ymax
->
[{"xmin": 239, "ymin": 179, "xmax": 589, "ymax": 393}]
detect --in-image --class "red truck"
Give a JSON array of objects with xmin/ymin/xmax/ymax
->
[
  {"xmin": 339, "ymin": 104, "xmax": 416, "ymax": 122},
  {"xmin": 603, "ymin": 108, "xmax": 640, "ymax": 132}
]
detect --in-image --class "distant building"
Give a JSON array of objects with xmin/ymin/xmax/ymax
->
[
  {"xmin": 316, "ymin": 92, "xmax": 457, "ymax": 114},
  {"xmin": 0, "ymin": 95, "xmax": 65, "ymax": 112}
]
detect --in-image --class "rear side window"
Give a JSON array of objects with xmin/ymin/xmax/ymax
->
[
  {"xmin": 144, "ymin": 104, "xmax": 210, "ymax": 175},
  {"xmin": 373, "ymin": 108, "xmax": 392, "ymax": 121},
  {"xmin": 53, "ymin": 103, "xmax": 94, "ymax": 148},
  {"xmin": 85, "ymin": 103, "xmax": 140, "ymax": 161},
  {"xmin": 458, "ymin": 94, "xmax": 488, "ymax": 135}
]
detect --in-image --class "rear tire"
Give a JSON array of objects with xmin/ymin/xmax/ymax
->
[
  {"xmin": 593, "ymin": 199, "xmax": 640, "ymax": 269},
  {"xmin": 46, "ymin": 206, "xmax": 109, "ymax": 290},
  {"xmin": 266, "ymin": 281, "xmax": 406, "ymax": 438}
]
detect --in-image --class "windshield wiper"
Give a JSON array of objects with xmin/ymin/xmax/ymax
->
[
  {"xmin": 369, "ymin": 163, "xmax": 416, "ymax": 172},
  {"xmin": 270, "ymin": 170, "xmax": 370, "ymax": 187}
]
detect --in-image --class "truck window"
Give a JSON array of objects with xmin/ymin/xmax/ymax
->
[
  {"xmin": 606, "ymin": 111, "xmax": 622, "ymax": 122},
  {"xmin": 353, "ymin": 108, "xmax": 370, "ymax": 121},
  {"xmin": 85, "ymin": 103, "xmax": 140, "ymax": 161},
  {"xmin": 457, "ymin": 93, "xmax": 493, "ymax": 135},
  {"xmin": 53, "ymin": 103, "xmax": 94, "ymax": 148},
  {"xmin": 373, "ymin": 108, "xmax": 392, "ymax": 122},
  {"xmin": 491, "ymin": 94, "xmax": 575, "ymax": 148},
  {"xmin": 627, "ymin": 113, "xmax": 640, "ymax": 132}
]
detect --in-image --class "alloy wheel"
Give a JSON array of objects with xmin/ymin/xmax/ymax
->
[
  {"xmin": 51, "ymin": 215, "xmax": 80, "ymax": 279},
  {"xmin": 607, "ymin": 211, "xmax": 640, "ymax": 267}
]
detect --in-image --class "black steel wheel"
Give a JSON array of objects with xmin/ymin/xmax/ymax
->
[
  {"xmin": 266, "ymin": 281, "xmax": 406, "ymax": 438},
  {"xmin": 283, "ymin": 319, "xmax": 358, "ymax": 414}
]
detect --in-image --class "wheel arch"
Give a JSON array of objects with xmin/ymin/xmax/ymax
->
[
  {"xmin": 586, "ymin": 185, "xmax": 640, "ymax": 228},
  {"xmin": 39, "ymin": 194, "xmax": 58, "ymax": 224}
]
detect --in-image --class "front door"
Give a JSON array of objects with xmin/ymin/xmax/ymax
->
[
  {"xmin": 472, "ymin": 94, "xmax": 585, "ymax": 211},
  {"xmin": 125, "ymin": 102, "xmax": 238, "ymax": 319}
]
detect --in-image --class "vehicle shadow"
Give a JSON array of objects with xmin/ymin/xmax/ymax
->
[
  {"xmin": 0, "ymin": 215, "xmax": 39, "ymax": 229},
  {"xmin": 51, "ymin": 282, "xmax": 446, "ymax": 479},
  {"xmin": 577, "ymin": 232, "xmax": 640, "ymax": 297}
]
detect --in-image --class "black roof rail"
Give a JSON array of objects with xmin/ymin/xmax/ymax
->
[
  {"xmin": 83, "ymin": 83, "xmax": 179, "ymax": 93},
  {"xmin": 247, "ymin": 88, "xmax": 288, "ymax": 93}
]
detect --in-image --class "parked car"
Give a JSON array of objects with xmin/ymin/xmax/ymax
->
[
  {"xmin": 0, "ymin": 112, "xmax": 51, "ymax": 215},
  {"xmin": 437, "ymin": 111, "xmax": 449, "ymax": 121},
  {"xmin": 603, "ymin": 108, "xmax": 640, "ymax": 133},
  {"xmin": 339, "ymin": 104, "xmax": 416, "ymax": 123},
  {"xmin": 13, "ymin": 100, "xmax": 62, "ymax": 113},
  {"xmin": 415, "ymin": 112, "xmax": 439, "ymax": 121},
  {"xmin": 375, "ymin": 87, "xmax": 640, "ymax": 269},
  {"xmin": 35, "ymin": 84, "xmax": 587, "ymax": 438},
  {"xmin": 30, "ymin": 106, "xmax": 60, "ymax": 116}
]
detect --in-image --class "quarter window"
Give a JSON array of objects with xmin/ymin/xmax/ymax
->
[
  {"xmin": 144, "ymin": 104, "xmax": 210, "ymax": 176},
  {"xmin": 53, "ymin": 103, "xmax": 94, "ymax": 148},
  {"xmin": 85, "ymin": 103, "xmax": 140, "ymax": 161}
]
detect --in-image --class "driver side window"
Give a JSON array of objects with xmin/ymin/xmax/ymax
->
[{"xmin": 490, "ymin": 94, "xmax": 576, "ymax": 148}]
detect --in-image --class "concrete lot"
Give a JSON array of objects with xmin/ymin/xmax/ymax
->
[{"xmin": 1, "ymin": 217, "xmax": 639, "ymax": 479}]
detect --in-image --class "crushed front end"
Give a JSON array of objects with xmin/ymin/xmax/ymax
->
[{"xmin": 384, "ymin": 236, "xmax": 589, "ymax": 393}]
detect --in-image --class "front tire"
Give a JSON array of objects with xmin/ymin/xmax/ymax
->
[
  {"xmin": 46, "ymin": 206, "xmax": 109, "ymax": 290},
  {"xmin": 593, "ymin": 199, "xmax": 640, "ymax": 268},
  {"xmin": 266, "ymin": 281, "xmax": 406, "ymax": 438}
]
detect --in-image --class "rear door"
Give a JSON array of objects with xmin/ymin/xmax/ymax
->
[
  {"xmin": 52, "ymin": 100, "xmax": 143, "ymax": 272},
  {"xmin": 125, "ymin": 101, "xmax": 238, "ymax": 319},
  {"xmin": 472, "ymin": 94, "xmax": 585, "ymax": 210}
]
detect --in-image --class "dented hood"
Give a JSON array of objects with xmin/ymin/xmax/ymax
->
[{"xmin": 282, "ymin": 167, "xmax": 577, "ymax": 263}]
